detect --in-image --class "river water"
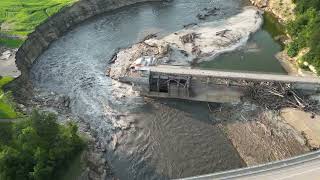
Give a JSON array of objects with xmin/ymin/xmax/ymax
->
[{"xmin": 31, "ymin": 0, "xmax": 285, "ymax": 179}]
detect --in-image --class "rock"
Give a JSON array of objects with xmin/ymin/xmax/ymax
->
[
  {"xmin": 17, "ymin": 103, "xmax": 27, "ymax": 112},
  {"xmin": 55, "ymin": 95, "xmax": 70, "ymax": 108},
  {"xmin": 0, "ymin": 50, "xmax": 12, "ymax": 60},
  {"xmin": 250, "ymin": 0, "xmax": 295, "ymax": 22},
  {"xmin": 183, "ymin": 23, "xmax": 198, "ymax": 28}
]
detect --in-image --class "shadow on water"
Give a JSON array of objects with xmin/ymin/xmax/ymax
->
[{"xmin": 262, "ymin": 12, "xmax": 286, "ymax": 40}]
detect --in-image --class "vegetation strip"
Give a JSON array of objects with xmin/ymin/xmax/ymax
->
[
  {"xmin": 286, "ymin": 0, "xmax": 320, "ymax": 74},
  {"xmin": 0, "ymin": 76, "xmax": 18, "ymax": 119},
  {"xmin": 0, "ymin": 0, "xmax": 77, "ymax": 47},
  {"xmin": 0, "ymin": 111, "xmax": 85, "ymax": 180}
]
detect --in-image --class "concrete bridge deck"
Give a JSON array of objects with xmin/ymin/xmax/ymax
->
[
  {"xmin": 149, "ymin": 66, "xmax": 320, "ymax": 84},
  {"xmin": 127, "ymin": 65, "xmax": 320, "ymax": 103}
]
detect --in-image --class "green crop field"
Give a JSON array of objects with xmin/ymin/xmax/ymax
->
[
  {"xmin": 0, "ymin": 77, "xmax": 18, "ymax": 119},
  {"xmin": 0, "ymin": 0, "xmax": 77, "ymax": 47}
]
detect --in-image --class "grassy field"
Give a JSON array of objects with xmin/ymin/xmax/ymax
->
[
  {"xmin": 0, "ymin": 0, "xmax": 77, "ymax": 47},
  {"xmin": 0, "ymin": 77, "xmax": 18, "ymax": 119}
]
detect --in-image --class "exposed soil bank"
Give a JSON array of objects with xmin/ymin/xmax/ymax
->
[{"xmin": 250, "ymin": 0, "xmax": 295, "ymax": 22}]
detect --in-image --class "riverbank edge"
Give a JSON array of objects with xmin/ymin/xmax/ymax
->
[
  {"xmin": 10, "ymin": 0, "xmax": 165, "ymax": 179},
  {"xmin": 250, "ymin": 0, "xmax": 318, "ymax": 77},
  {"xmin": 15, "ymin": 0, "xmax": 165, "ymax": 87}
]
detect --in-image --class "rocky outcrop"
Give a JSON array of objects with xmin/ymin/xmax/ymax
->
[
  {"xmin": 15, "ymin": 0, "xmax": 163, "ymax": 84},
  {"xmin": 250, "ymin": 0, "xmax": 295, "ymax": 22}
]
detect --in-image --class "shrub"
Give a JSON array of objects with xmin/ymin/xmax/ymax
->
[
  {"xmin": 0, "ymin": 111, "xmax": 85, "ymax": 180},
  {"xmin": 286, "ymin": 1, "xmax": 320, "ymax": 74},
  {"xmin": 287, "ymin": 41, "xmax": 300, "ymax": 57}
]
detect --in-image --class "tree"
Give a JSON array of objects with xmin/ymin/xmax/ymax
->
[{"xmin": 0, "ymin": 111, "xmax": 85, "ymax": 180}]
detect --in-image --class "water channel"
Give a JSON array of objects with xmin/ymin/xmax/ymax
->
[{"xmin": 30, "ymin": 0, "xmax": 286, "ymax": 179}]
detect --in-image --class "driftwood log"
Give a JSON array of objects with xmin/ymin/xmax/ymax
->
[{"xmin": 180, "ymin": 33, "xmax": 199, "ymax": 44}]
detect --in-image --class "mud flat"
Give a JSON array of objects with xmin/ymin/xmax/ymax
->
[
  {"xmin": 209, "ymin": 102, "xmax": 310, "ymax": 166},
  {"xmin": 109, "ymin": 7, "xmax": 263, "ymax": 79},
  {"xmin": 281, "ymin": 108, "xmax": 320, "ymax": 150}
]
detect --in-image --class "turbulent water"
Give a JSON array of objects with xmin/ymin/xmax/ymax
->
[{"xmin": 31, "ymin": 0, "xmax": 283, "ymax": 179}]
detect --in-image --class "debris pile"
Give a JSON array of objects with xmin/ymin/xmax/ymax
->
[
  {"xmin": 247, "ymin": 82, "xmax": 320, "ymax": 113},
  {"xmin": 107, "ymin": 7, "xmax": 263, "ymax": 80},
  {"xmin": 180, "ymin": 33, "xmax": 199, "ymax": 44}
]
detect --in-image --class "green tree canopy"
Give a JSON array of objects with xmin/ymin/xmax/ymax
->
[{"xmin": 0, "ymin": 111, "xmax": 85, "ymax": 180}]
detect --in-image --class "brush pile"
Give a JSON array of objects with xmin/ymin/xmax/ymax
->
[{"xmin": 246, "ymin": 82, "xmax": 319, "ymax": 113}]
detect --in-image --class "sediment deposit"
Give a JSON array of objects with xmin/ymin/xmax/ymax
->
[{"xmin": 109, "ymin": 7, "xmax": 263, "ymax": 80}]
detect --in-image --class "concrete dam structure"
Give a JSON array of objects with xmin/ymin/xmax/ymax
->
[{"xmin": 120, "ymin": 65, "xmax": 320, "ymax": 103}]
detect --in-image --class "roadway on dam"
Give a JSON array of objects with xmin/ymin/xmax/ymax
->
[{"xmin": 149, "ymin": 66, "xmax": 320, "ymax": 84}]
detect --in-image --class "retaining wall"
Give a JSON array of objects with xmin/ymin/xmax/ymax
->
[{"xmin": 15, "ymin": 0, "xmax": 163, "ymax": 82}]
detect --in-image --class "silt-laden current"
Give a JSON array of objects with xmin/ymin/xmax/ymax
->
[{"xmin": 31, "ymin": 0, "xmax": 285, "ymax": 179}]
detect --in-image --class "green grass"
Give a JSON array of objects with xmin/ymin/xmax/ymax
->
[
  {"xmin": 0, "ymin": 0, "xmax": 77, "ymax": 47},
  {"xmin": 0, "ymin": 77, "xmax": 18, "ymax": 119},
  {"xmin": 0, "ymin": 37, "xmax": 24, "ymax": 48}
]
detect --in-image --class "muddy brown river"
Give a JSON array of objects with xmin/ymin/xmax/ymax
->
[{"xmin": 30, "ymin": 0, "xmax": 286, "ymax": 179}]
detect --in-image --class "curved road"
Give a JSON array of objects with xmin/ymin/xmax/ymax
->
[{"xmin": 181, "ymin": 150, "xmax": 320, "ymax": 180}]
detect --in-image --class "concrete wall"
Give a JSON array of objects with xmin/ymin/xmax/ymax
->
[{"xmin": 15, "ymin": 0, "xmax": 163, "ymax": 82}]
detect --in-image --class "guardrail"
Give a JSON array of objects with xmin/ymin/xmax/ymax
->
[{"xmin": 179, "ymin": 150, "xmax": 320, "ymax": 180}]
